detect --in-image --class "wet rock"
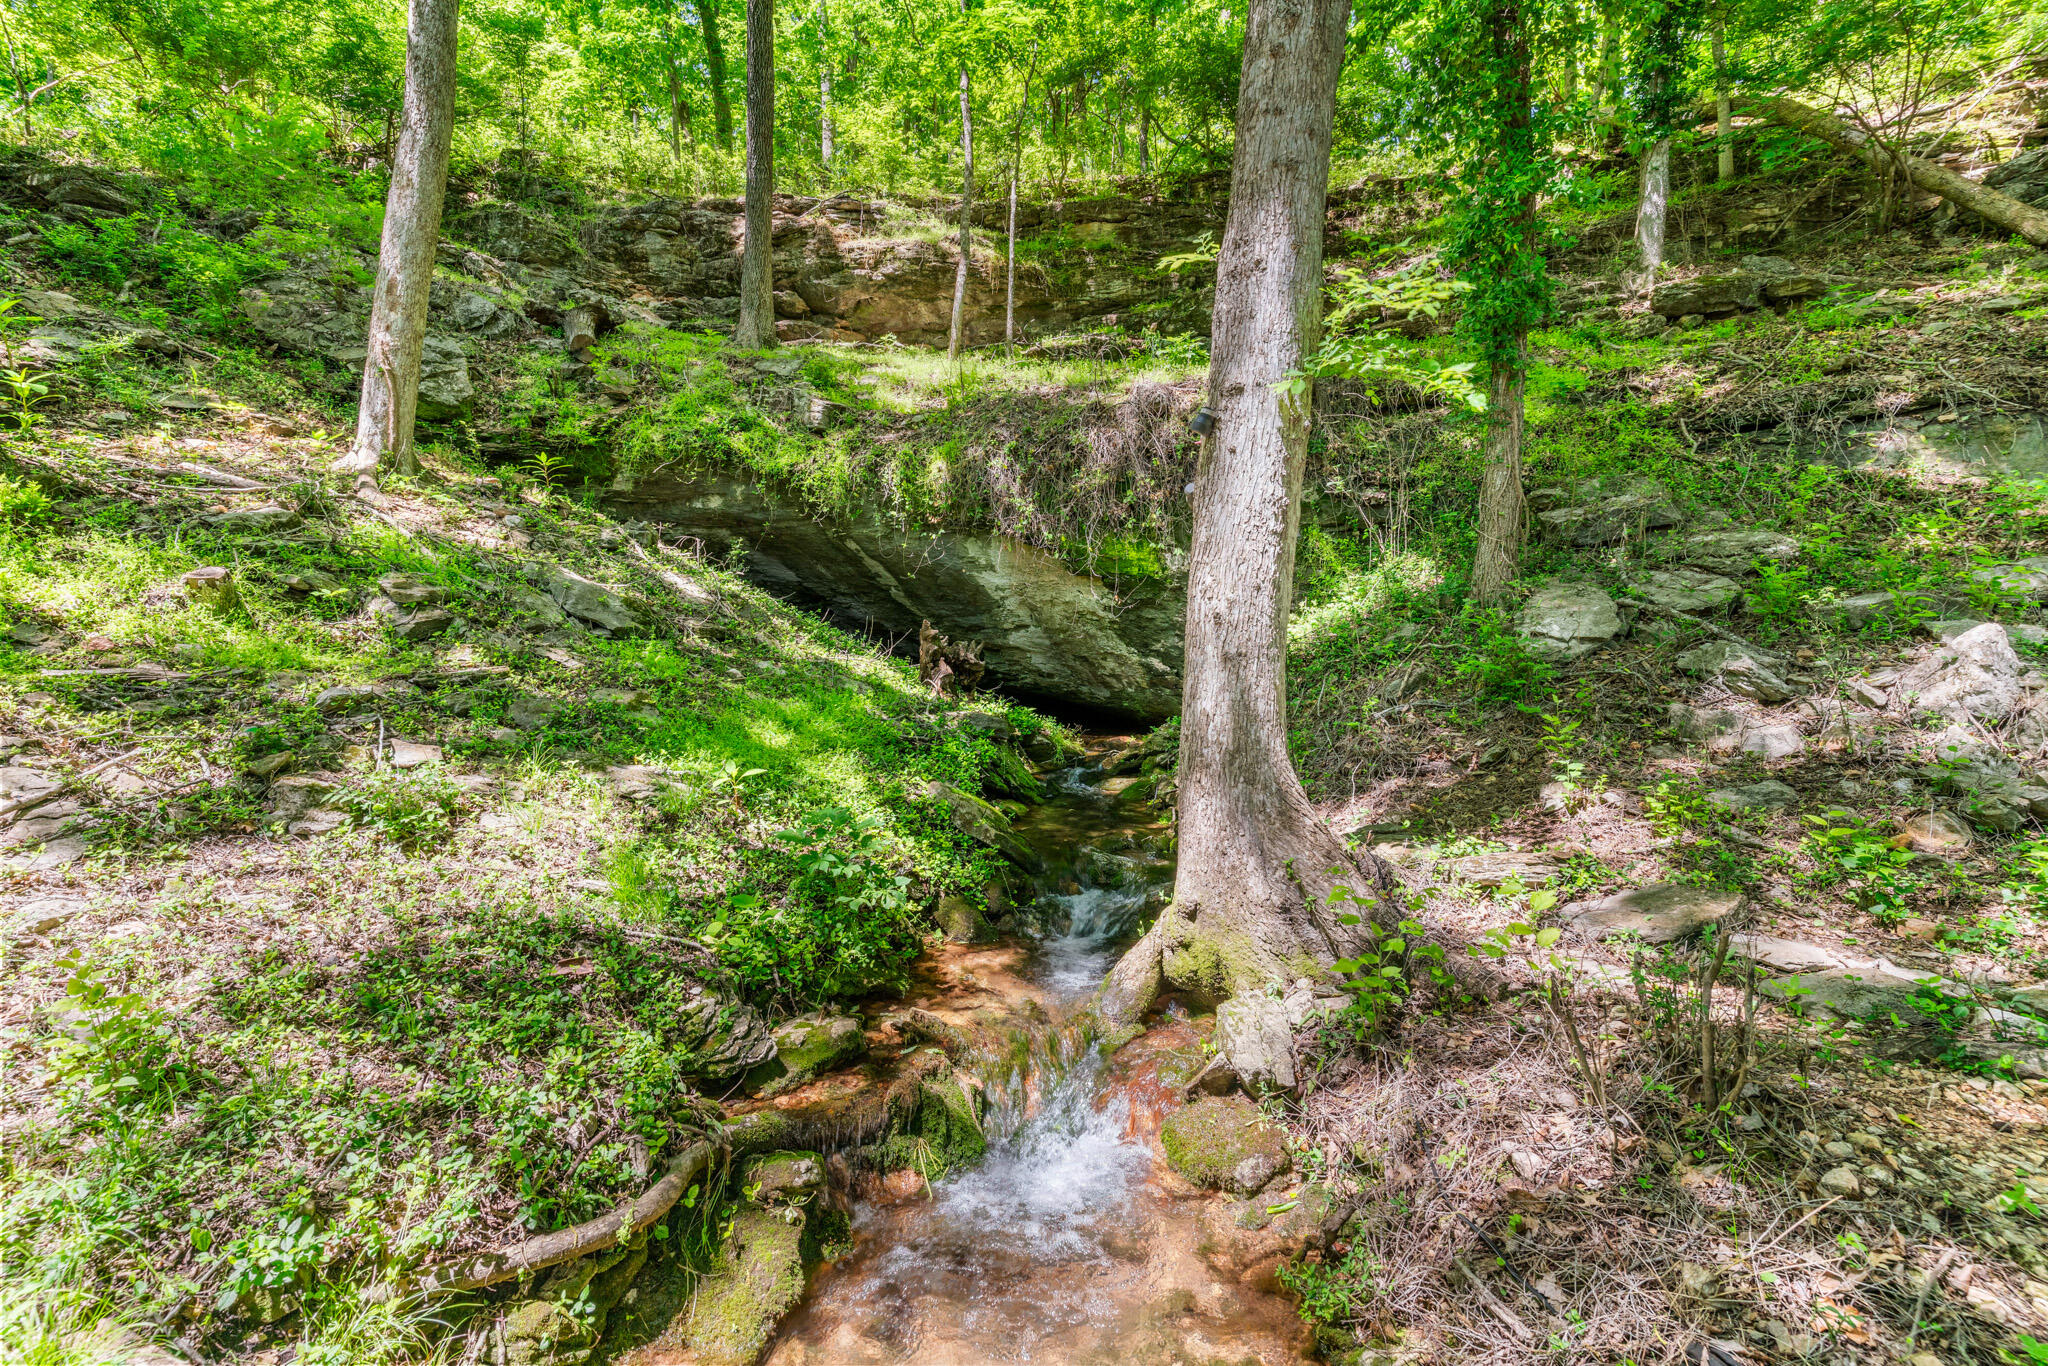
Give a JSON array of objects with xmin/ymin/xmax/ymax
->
[
  {"xmin": 919, "ymin": 780, "xmax": 1040, "ymax": 870},
  {"xmin": 935, "ymin": 893, "xmax": 995, "ymax": 944},
  {"xmin": 1651, "ymin": 273, "xmax": 1764, "ymax": 317},
  {"xmin": 540, "ymin": 565, "xmax": 644, "ymax": 632},
  {"xmin": 683, "ymin": 1208, "xmax": 807, "ymax": 1366},
  {"xmin": 1676, "ymin": 641, "xmax": 1794, "ymax": 702},
  {"xmin": 1900, "ymin": 809, "xmax": 1974, "ymax": 853},
  {"xmin": 1514, "ymin": 582, "xmax": 1623, "ymax": 661},
  {"xmin": 673, "ymin": 982, "xmax": 778, "ymax": 1081},
  {"xmin": 1161, "ymin": 1095, "xmax": 1291, "ymax": 1194},
  {"xmin": 1625, "ymin": 569, "xmax": 1740, "ymax": 612},
  {"xmin": 1564, "ymin": 884, "xmax": 1744, "ymax": 943},
  {"xmin": 1661, "ymin": 529, "xmax": 1800, "ymax": 576},
  {"xmin": 1214, "ymin": 992, "xmax": 1298, "ymax": 1095},
  {"xmin": 1895, "ymin": 622, "xmax": 2023, "ymax": 722},
  {"xmin": 742, "ymin": 1149, "xmax": 826, "ymax": 1209},
  {"xmin": 495, "ymin": 1234, "xmax": 648, "ymax": 1366},
  {"xmin": 1707, "ymin": 780, "xmax": 1799, "ymax": 812},
  {"xmin": 744, "ymin": 1016, "xmax": 866, "ymax": 1098}
]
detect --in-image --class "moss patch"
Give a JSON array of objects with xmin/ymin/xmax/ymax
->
[
  {"xmin": 682, "ymin": 1207, "xmax": 808, "ymax": 1366},
  {"xmin": 1159, "ymin": 1095, "xmax": 1290, "ymax": 1193}
]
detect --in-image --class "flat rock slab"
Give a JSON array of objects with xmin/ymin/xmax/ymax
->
[
  {"xmin": 1708, "ymin": 780, "xmax": 1800, "ymax": 812},
  {"xmin": 1731, "ymin": 932, "xmax": 1949, "ymax": 1019},
  {"xmin": 1565, "ymin": 883, "xmax": 1745, "ymax": 943},
  {"xmin": 1626, "ymin": 569, "xmax": 1740, "ymax": 612},
  {"xmin": 1661, "ymin": 529, "xmax": 1800, "ymax": 576}
]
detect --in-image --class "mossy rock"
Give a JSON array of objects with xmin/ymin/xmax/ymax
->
[
  {"xmin": 743, "ymin": 1149, "xmax": 825, "ymax": 1209},
  {"xmin": 496, "ymin": 1235, "xmax": 648, "ymax": 1366},
  {"xmin": 683, "ymin": 1207, "xmax": 808, "ymax": 1366},
  {"xmin": 1160, "ymin": 1095, "xmax": 1290, "ymax": 1195},
  {"xmin": 982, "ymin": 744, "xmax": 1046, "ymax": 802},
  {"xmin": 935, "ymin": 893, "xmax": 994, "ymax": 944},
  {"xmin": 877, "ymin": 1074, "xmax": 986, "ymax": 1178},
  {"xmin": 743, "ymin": 1015, "xmax": 866, "ymax": 1098}
]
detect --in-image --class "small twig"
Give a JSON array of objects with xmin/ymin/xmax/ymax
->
[
  {"xmin": 1452, "ymin": 1257, "xmax": 1536, "ymax": 1340},
  {"xmin": 1906, "ymin": 1246, "xmax": 1960, "ymax": 1349},
  {"xmin": 1747, "ymin": 1196, "xmax": 1846, "ymax": 1262}
]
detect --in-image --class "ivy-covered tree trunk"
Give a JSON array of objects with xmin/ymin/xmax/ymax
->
[
  {"xmin": 734, "ymin": 0, "xmax": 776, "ymax": 350},
  {"xmin": 699, "ymin": 0, "xmax": 736, "ymax": 152},
  {"xmin": 335, "ymin": 0, "xmax": 460, "ymax": 488},
  {"xmin": 1464, "ymin": 0, "xmax": 1541, "ymax": 603},
  {"xmin": 1104, "ymin": 0, "xmax": 1393, "ymax": 1028}
]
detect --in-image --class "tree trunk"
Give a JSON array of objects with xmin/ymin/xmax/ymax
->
[
  {"xmin": 666, "ymin": 54, "xmax": 689, "ymax": 157},
  {"xmin": 946, "ymin": 0, "xmax": 973, "ymax": 360},
  {"xmin": 1592, "ymin": 10, "xmax": 1618, "ymax": 136},
  {"xmin": 1759, "ymin": 95, "xmax": 2048, "ymax": 249},
  {"xmin": 1472, "ymin": 357, "xmax": 1526, "ymax": 601},
  {"xmin": 1108, "ymin": 0, "xmax": 1391, "ymax": 1022},
  {"xmin": 1712, "ymin": 15, "xmax": 1732, "ymax": 181},
  {"xmin": 1637, "ymin": 116, "xmax": 1670, "ymax": 277},
  {"xmin": 817, "ymin": 0, "xmax": 833, "ymax": 171},
  {"xmin": 699, "ymin": 0, "xmax": 736, "ymax": 152},
  {"xmin": 336, "ymin": 0, "xmax": 461, "ymax": 486},
  {"xmin": 1007, "ymin": 46, "xmax": 1037, "ymax": 354},
  {"xmin": 734, "ymin": 0, "xmax": 776, "ymax": 349}
]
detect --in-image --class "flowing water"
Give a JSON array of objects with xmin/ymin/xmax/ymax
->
[{"xmin": 761, "ymin": 754, "xmax": 1315, "ymax": 1366}]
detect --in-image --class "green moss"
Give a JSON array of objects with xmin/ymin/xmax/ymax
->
[
  {"xmin": 876, "ymin": 1075, "xmax": 986, "ymax": 1178},
  {"xmin": 683, "ymin": 1207, "xmax": 808, "ymax": 1366},
  {"xmin": 1158, "ymin": 1095, "xmax": 1289, "ymax": 1191}
]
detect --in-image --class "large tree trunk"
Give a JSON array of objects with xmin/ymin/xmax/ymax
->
[
  {"xmin": 1472, "ymin": 358, "xmax": 1526, "ymax": 600},
  {"xmin": 1712, "ymin": 15, "xmax": 1732, "ymax": 181},
  {"xmin": 1110, "ymin": 0, "xmax": 1390, "ymax": 1023},
  {"xmin": 817, "ymin": 0, "xmax": 832, "ymax": 171},
  {"xmin": 1760, "ymin": 95, "xmax": 2048, "ymax": 249},
  {"xmin": 698, "ymin": 0, "xmax": 736, "ymax": 152},
  {"xmin": 1637, "ymin": 114, "xmax": 1671, "ymax": 277},
  {"xmin": 946, "ymin": 0, "xmax": 973, "ymax": 360},
  {"xmin": 733, "ymin": 0, "xmax": 776, "ymax": 349},
  {"xmin": 336, "ymin": 0, "xmax": 460, "ymax": 487}
]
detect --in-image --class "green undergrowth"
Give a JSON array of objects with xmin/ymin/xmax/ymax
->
[{"xmin": 0, "ymin": 383, "xmax": 1064, "ymax": 1355}]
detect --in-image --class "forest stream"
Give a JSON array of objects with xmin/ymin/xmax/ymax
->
[{"xmin": 752, "ymin": 745, "xmax": 1316, "ymax": 1366}]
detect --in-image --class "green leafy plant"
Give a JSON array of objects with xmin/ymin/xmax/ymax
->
[
  {"xmin": 1801, "ymin": 815, "xmax": 1917, "ymax": 925},
  {"xmin": 340, "ymin": 768, "xmax": 462, "ymax": 850},
  {"xmin": 1, "ymin": 367, "xmax": 54, "ymax": 433},
  {"xmin": 42, "ymin": 954, "xmax": 185, "ymax": 1117},
  {"xmin": 0, "ymin": 470, "xmax": 53, "ymax": 521}
]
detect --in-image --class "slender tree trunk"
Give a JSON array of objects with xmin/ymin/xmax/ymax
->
[
  {"xmin": 734, "ymin": 0, "xmax": 776, "ymax": 348},
  {"xmin": 817, "ymin": 0, "xmax": 833, "ymax": 172},
  {"xmin": 1637, "ymin": 123, "xmax": 1670, "ymax": 277},
  {"xmin": 666, "ymin": 54, "xmax": 688, "ymax": 157},
  {"xmin": 1759, "ymin": 96, "xmax": 2048, "ymax": 248},
  {"xmin": 1592, "ymin": 10, "xmax": 1618, "ymax": 137},
  {"xmin": 1007, "ymin": 45, "xmax": 1037, "ymax": 354},
  {"xmin": 1472, "ymin": 358, "xmax": 1526, "ymax": 600},
  {"xmin": 336, "ymin": 0, "xmax": 461, "ymax": 486},
  {"xmin": 1104, "ymin": 0, "xmax": 1392, "ymax": 1030},
  {"xmin": 946, "ymin": 0, "xmax": 973, "ymax": 360},
  {"xmin": 1712, "ymin": 14, "xmax": 1733, "ymax": 181},
  {"xmin": 699, "ymin": 0, "xmax": 735, "ymax": 152},
  {"xmin": 1138, "ymin": 103, "xmax": 1149, "ymax": 172}
]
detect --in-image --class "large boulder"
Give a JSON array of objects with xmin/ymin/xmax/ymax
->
[
  {"xmin": 450, "ymin": 203, "xmax": 579, "ymax": 266},
  {"xmin": 1514, "ymin": 582, "xmax": 1624, "ymax": 661},
  {"xmin": 1651, "ymin": 273, "xmax": 1764, "ymax": 317},
  {"xmin": 1160, "ymin": 1095, "xmax": 1292, "ymax": 1195},
  {"xmin": 1894, "ymin": 622, "xmax": 2022, "ymax": 722},
  {"xmin": 672, "ymin": 982, "xmax": 778, "ymax": 1081},
  {"xmin": 920, "ymin": 780, "xmax": 1041, "ymax": 869},
  {"xmin": 743, "ymin": 1015, "xmax": 866, "ymax": 1098}
]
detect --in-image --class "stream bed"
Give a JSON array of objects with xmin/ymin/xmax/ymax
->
[{"xmin": 759, "ymin": 752, "xmax": 1315, "ymax": 1366}]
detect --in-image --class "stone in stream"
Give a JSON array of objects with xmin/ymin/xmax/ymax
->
[
  {"xmin": 1513, "ymin": 582, "xmax": 1623, "ymax": 661},
  {"xmin": 1563, "ymin": 884, "xmax": 1745, "ymax": 943},
  {"xmin": 1161, "ymin": 1095, "xmax": 1292, "ymax": 1195}
]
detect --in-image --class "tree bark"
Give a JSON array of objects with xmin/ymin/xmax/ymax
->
[
  {"xmin": 665, "ymin": 49, "xmax": 690, "ymax": 157},
  {"xmin": 1007, "ymin": 45, "xmax": 1037, "ymax": 354},
  {"xmin": 733, "ymin": 0, "xmax": 776, "ymax": 350},
  {"xmin": 946, "ymin": 0, "xmax": 974, "ymax": 360},
  {"xmin": 1472, "ymin": 357, "xmax": 1526, "ymax": 601},
  {"xmin": 1712, "ymin": 15, "xmax": 1732, "ymax": 181},
  {"xmin": 698, "ymin": 0, "xmax": 736, "ymax": 152},
  {"xmin": 1591, "ymin": 9, "xmax": 1618, "ymax": 135},
  {"xmin": 1110, "ymin": 0, "xmax": 1393, "ymax": 1022},
  {"xmin": 1759, "ymin": 95, "xmax": 2048, "ymax": 249},
  {"xmin": 817, "ymin": 0, "xmax": 833, "ymax": 171},
  {"xmin": 336, "ymin": 0, "xmax": 461, "ymax": 486},
  {"xmin": 1637, "ymin": 118, "xmax": 1671, "ymax": 277}
]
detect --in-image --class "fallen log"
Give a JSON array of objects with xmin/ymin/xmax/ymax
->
[{"xmin": 1756, "ymin": 95, "xmax": 2048, "ymax": 248}]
